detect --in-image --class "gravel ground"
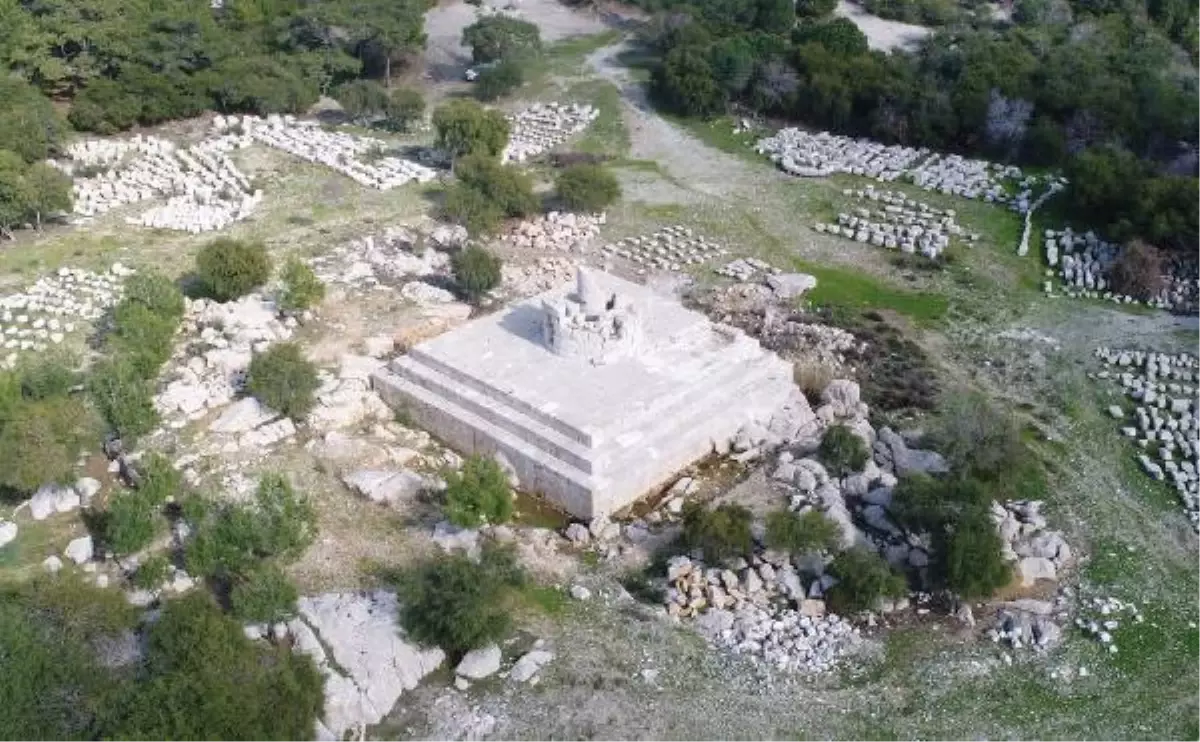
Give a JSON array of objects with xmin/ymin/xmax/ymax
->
[{"xmin": 833, "ymin": 0, "xmax": 931, "ymax": 52}]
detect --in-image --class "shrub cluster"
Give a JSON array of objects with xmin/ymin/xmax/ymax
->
[
  {"xmin": 395, "ymin": 543, "xmax": 527, "ymax": 658},
  {"xmin": 432, "ymin": 100, "xmax": 510, "ymax": 161},
  {"xmin": 451, "ymin": 245, "xmax": 503, "ymax": 302},
  {"xmin": 100, "ymin": 453, "xmax": 180, "ymax": 556},
  {"xmin": 444, "ymin": 455, "xmax": 514, "ymax": 527},
  {"xmin": 554, "ymin": 164, "xmax": 622, "ymax": 213},
  {"xmin": 681, "ymin": 502, "xmax": 753, "ymax": 563},
  {"xmin": 443, "ymin": 153, "xmax": 538, "ymax": 234},
  {"xmin": 89, "ymin": 271, "xmax": 185, "ymax": 441},
  {"xmin": 0, "ymin": 369, "xmax": 96, "ymax": 494},
  {"xmin": 826, "ymin": 546, "xmax": 907, "ymax": 613},
  {"xmin": 278, "ymin": 258, "xmax": 326, "ymax": 313},
  {"xmin": 764, "ymin": 508, "xmax": 842, "ymax": 554},
  {"xmin": 195, "ymin": 239, "xmax": 272, "ymax": 302},
  {"xmin": 818, "ymin": 425, "xmax": 868, "ymax": 477},
  {"xmin": 185, "ymin": 474, "xmax": 315, "ymax": 622},
  {"xmin": 334, "ymin": 81, "xmax": 425, "ymax": 131},
  {"xmin": 245, "ymin": 342, "xmax": 321, "ymax": 420}
]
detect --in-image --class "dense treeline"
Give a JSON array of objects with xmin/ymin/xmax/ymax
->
[
  {"xmin": 642, "ymin": 0, "xmax": 1199, "ymax": 252},
  {"xmin": 0, "ymin": 0, "xmax": 431, "ymax": 138}
]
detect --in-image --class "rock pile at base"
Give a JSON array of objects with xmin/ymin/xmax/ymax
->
[
  {"xmin": 663, "ymin": 553, "xmax": 861, "ymax": 674},
  {"xmin": 1093, "ymin": 348, "xmax": 1198, "ymax": 528},
  {"xmin": 1043, "ymin": 228, "xmax": 1198, "ymax": 313},
  {"xmin": 502, "ymin": 102, "xmax": 599, "ymax": 163},
  {"xmin": 989, "ymin": 500, "xmax": 1073, "ymax": 585},
  {"xmin": 502, "ymin": 211, "xmax": 604, "ymax": 252}
]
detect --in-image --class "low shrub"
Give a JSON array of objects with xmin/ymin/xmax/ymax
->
[
  {"xmin": 396, "ymin": 543, "xmax": 527, "ymax": 658},
  {"xmin": 186, "ymin": 474, "xmax": 316, "ymax": 580},
  {"xmin": 229, "ymin": 563, "xmax": 299, "ymax": 623},
  {"xmin": 132, "ymin": 554, "xmax": 171, "ymax": 589},
  {"xmin": 17, "ymin": 356, "xmax": 80, "ymax": 401},
  {"xmin": 764, "ymin": 509, "xmax": 842, "ymax": 554},
  {"xmin": 109, "ymin": 300, "xmax": 179, "ymax": 378},
  {"xmin": 818, "ymin": 425, "xmax": 868, "ymax": 477},
  {"xmin": 245, "ymin": 343, "xmax": 320, "ymax": 420},
  {"xmin": 681, "ymin": 502, "xmax": 753, "ymax": 563},
  {"xmin": 137, "ymin": 453, "xmax": 182, "ymax": 506},
  {"xmin": 443, "ymin": 182, "xmax": 505, "ymax": 234},
  {"xmin": 793, "ymin": 358, "xmax": 837, "ymax": 405},
  {"xmin": 122, "ymin": 271, "xmax": 184, "ymax": 321},
  {"xmin": 554, "ymin": 164, "xmax": 621, "ymax": 213},
  {"xmin": 939, "ymin": 509, "xmax": 1012, "ymax": 598},
  {"xmin": 195, "ymin": 238, "xmax": 271, "ymax": 302},
  {"xmin": 87, "ymin": 358, "xmax": 158, "ymax": 441},
  {"xmin": 444, "ymin": 455, "xmax": 513, "ymax": 527},
  {"xmin": 451, "ymin": 245, "xmax": 503, "ymax": 301},
  {"xmin": 1110, "ymin": 240, "xmax": 1166, "ymax": 301},
  {"xmin": 384, "ymin": 87, "xmax": 426, "ymax": 132},
  {"xmin": 825, "ymin": 546, "xmax": 907, "ymax": 613},
  {"xmin": 454, "ymin": 154, "xmax": 538, "ymax": 217},
  {"xmin": 278, "ymin": 258, "xmax": 326, "ymax": 312},
  {"xmin": 473, "ymin": 57, "xmax": 526, "ymax": 101},
  {"xmin": 926, "ymin": 391, "xmax": 1045, "ymax": 501},
  {"xmin": 0, "ymin": 397, "xmax": 93, "ymax": 493}
]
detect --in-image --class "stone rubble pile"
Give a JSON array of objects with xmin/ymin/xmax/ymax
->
[
  {"xmin": 154, "ymin": 294, "xmax": 294, "ymax": 426},
  {"xmin": 1093, "ymin": 347, "xmax": 1198, "ymax": 528},
  {"xmin": 1073, "ymin": 595, "xmax": 1144, "ymax": 655},
  {"xmin": 307, "ymin": 225, "xmax": 458, "ymax": 288},
  {"xmin": 717, "ymin": 257, "xmax": 776, "ymax": 282},
  {"xmin": 662, "ymin": 553, "xmax": 862, "ymax": 674},
  {"xmin": 757, "ymin": 129, "xmax": 925, "ymax": 180},
  {"xmin": 758, "ymin": 128, "xmax": 1042, "ymax": 205},
  {"xmin": 501, "ymin": 102, "xmax": 599, "ymax": 163},
  {"xmin": 601, "ymin": 225, "xmax": 730, "ymax": 276},
  {"xmin": 1043, "ymin": 227, "xmax": 1198, "ymax": 313},
  {"xmin": 814, "ymin": 188, "xmax": 970, "ymax": 259},
  {"xmin": 502, "ymin": 211, "xmax": 604, "ymax": 252},
  {"xmin": 52, "ymin": 133, "xmax": 261, "ymax": 233},
  {"xmin": 989, "ymin": 500, "xmax": 1073, "ymax": 586},
  {"xmin": 211, "ymin": 114, "xmax": 437, "ymax": 189},
  {"xmin": 0, "ymin": 264, "xmax": 130, "ymax": 367},
  {"xmin": 987, "ymin": 597, "xmax": 1068, "ymax": 651},
  {"xmin": 500, "ymin": 257, "xmax": 578, "ymax": 297}
]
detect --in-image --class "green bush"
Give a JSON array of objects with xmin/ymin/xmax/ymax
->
[
  {"xmin": 195, "ymin": 238, "xmax": 272, "ymax": 302},
  {"xmin": 102, "ymin": 491, "xmax": 161, "ymax": 556},
  {"xmin": 473, "ymin": 57, "xmax": 526, "ymax": 101},
  {"xmin": 88, "ymin": 358, "xmax": 159, "ymax": 441},
  {"xmin": 396, "ymin": 544, "xmax": 526, "ymax": 658},
  {"xmin": 132, "ymin": 554, "xmax": 171, "ymax": 590},
  {"xmin": 926, "ymin": 392, "xmax": 1044, "ymax": 500},
  {"xmin": 795, "ymin": 0, "xmax": 837, "ymax": 17},
  {"xmin": 451, "ymin": 245, "xmax": 503, "ymax": 301},
  {"xmin": 555, "ymin": 164, "xmax": 621, "ymax": 213},
  {"xmin": 229, "ymin": 563, "xmax": 299, "ymax": 623},
  {"xmin": 17, "ymin": 355, "xmax": 80, "ymax": 401},
  {"xmin": 245, "ymin": 343, "xmax": 320, "ymax": 420},
  {"xmin": 764, "ymin": 508, "xmax": 842, "ymax": 554},
  {"xmin": 818, "ymin": 425, "xmax": 869, "ymax": 477},
  {"xmin": 455, "ymin": 154, "xmax": 538, "ymax": 217},
  {"xmin": 186, "ymin": 474, "xmax": 316, "ymax": 580},
  {"xmin": 109, "ymin": 300, "xmax": 179, "ymax": 378},
  {"xmin": 461, "ymin": 15, "xmax": 542, "ymax": 64},
  {"xmin": 826, "ymin": 546, "xmax": 907, "ymax": 613},
  {"xmin": 278, "ymin": 258, "xmax": 326, "ymax": 312},
  {"xmin": 334, "ymin": 79, "xmax": 391, "ymax": 121},
  {"xmin": 103, "ymin": 592, "xmax": 323, "ymax": 739},
  {"xmin": 122, "ymin": 271, "xmax": 185, "ymax": 321},
  {"xmin": 205, "ymin": 56, "xmax": 319, "ymax": 116},
  {"xmin": 443, "ymin": 182, "xmax": 504, "ymax": 234},
  {"xmin": 681, "ymin": 502, "xmax": 754, "ymax": 563},
  {"xmin": 444, "ymin": 455, "xmax": 513, "ymax": 528},
  {"xmin": 0, "ymin": 397, "xmax": 93, "ymax": 493},
  {"xmin": 68, "ymin": 79, "xmax": 142, "ymax": 134},
  {"xmin": 432, "ymin": 99, "xmax": 510, "ymax": 160},
  {"xmin": 383, "ymin": 87, "xmax": 425, "ymax": 132},
  {"xmin": 939, "ymin": 510, "xmax": 1012, "ymax": 598},
  {"xmin": 137, "ymin": 453, "xmax": 182, "ymax": 506}
]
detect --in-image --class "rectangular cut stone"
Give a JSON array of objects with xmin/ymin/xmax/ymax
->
[{"xmin": 372, "ymin": 270, "xmax": 794, "ymax": 519}]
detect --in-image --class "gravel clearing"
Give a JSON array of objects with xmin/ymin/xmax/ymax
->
[{"xmin": 834, "ymin": 0, "xmax": 931, "ymax": 52}]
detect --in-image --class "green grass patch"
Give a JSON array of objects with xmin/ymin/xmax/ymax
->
[
  {"xmin": 666, "ymin": 114, "xmax": 762, "ymax": 164},
  {"xmin": 518, "ymin": 583, "xmax": 570, "ymax": 615},
  {"xmin": 529, "ymin": 29, "xmax": 622, "ymax": 81},
  {"xmin": 800, "ymin": 261, "xmax": 949, "ymax": 325},
  {"xmin": 562, "ymin": 80, "xmax": 629, "ymax": 157}
]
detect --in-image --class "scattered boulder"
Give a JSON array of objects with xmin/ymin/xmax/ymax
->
[
  {"xmin": 456, "ymin": 645, "xmax": 502, "ymax": 680},
  {"xmin": 509, "ymin": 649, "xmax": 554, "ymax": 683},
  {"xmin": 64, "ymin": 535, "xmax": 94, "ymax": 565}
]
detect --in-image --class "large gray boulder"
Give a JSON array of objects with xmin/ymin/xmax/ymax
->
[
  {"xmin": 342, "ymin": 469, "xmax": 427, "ymax": 505},
  {"xmin": 456, "ymin": 645, "xmax": 502, "ymax": 680}
]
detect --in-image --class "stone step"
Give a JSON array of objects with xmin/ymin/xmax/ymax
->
[
  {"xmin": 406, "ymin": 347, "xmax": 592, "ymax": 447},
  {"xmin": 389, "ymin": 354, "xmax": 596, "ymax": 473},
  {"xmin": 371, "ymin": 369, "xmax": 601, "ymax": 518}
]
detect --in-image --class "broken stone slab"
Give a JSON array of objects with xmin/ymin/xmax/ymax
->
[
  {"xmin": 766, "ymin": 273, "xmax": 817, "ymax": 300},
  {"xmin": 508, "ymin": 649, "xmax": 554, "ymax": 683},
  {"xmin": 455, "ymin": 644, "xmax": 502, "ymax": 680},
  {"xmin": 65, "ymin": 535, "xmax": 94, "ymax": 565},
  {"xmin": 1015, "ymin": 556, "xmax": 1057, "ymax": 586},
  {"xmin": 342, "ymin": 468, "xmax": 428, "ymax": 505},
  {"xmin": 30, "ymin": 484, "xmax": 80, "ymax": 520},
  {"xmin": 0, "ymin": 520, "xmax": 16, "ymax": 549},
  {"xmin": 210, "ymin": 397, "xmax": 280, "ymax": 434}
]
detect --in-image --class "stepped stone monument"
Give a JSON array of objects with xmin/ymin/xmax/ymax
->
[{"xmin": 372, "ymin": 268, "xmax": 795, "ymax": 519}]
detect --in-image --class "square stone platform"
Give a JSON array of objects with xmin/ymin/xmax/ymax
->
[{"xmin": 371, "ymin": 270, "xmax": 795, "ymax": 520}]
